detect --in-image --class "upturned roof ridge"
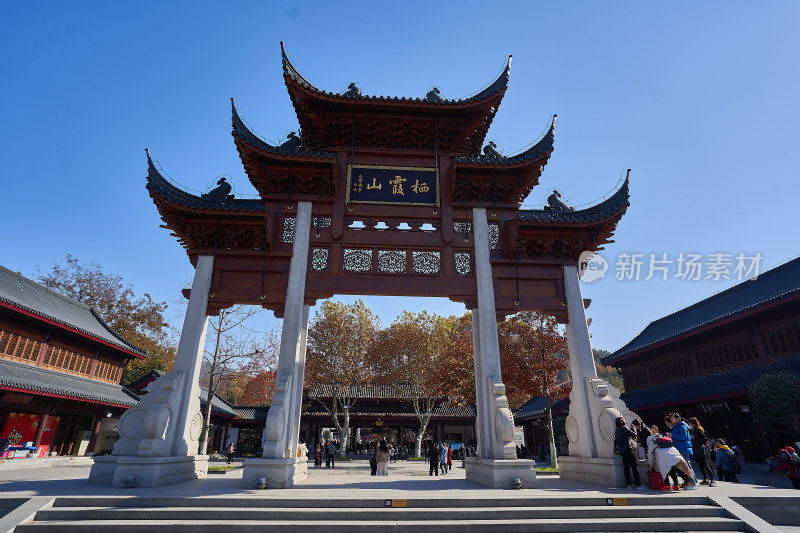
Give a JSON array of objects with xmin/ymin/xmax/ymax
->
[
  {"xmin": 455, "ymin": 115, "xmax": 556, "ymax": 165},
  {"xmin": 230, "ymin": 99, "xmax": 335, "ymax": 159},
  {"xmin": 280, "ymin": 42, "xmax": 511, "ymax": 105},
  {"xmin": 145, "ymin": 149, "xmax": 269, "ymax": 213},
  {"xmin": 516, "ymin": 174, "xmax": 630, "ymax": 224}
]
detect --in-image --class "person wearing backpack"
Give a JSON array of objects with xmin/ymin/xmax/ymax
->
[
  {"xmin": 615, "ymin": 416, "xmax": 643, "ymax": 490},
  {"xmin": 714, "ymin": 438, "xmax": 740, "ymax": 483},
  {"xmin": 769, "ymin": 446, "xmax": 800, "ymax": 490}
]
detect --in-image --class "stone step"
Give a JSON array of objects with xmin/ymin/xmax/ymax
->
[
  {"xmin": 15, "ymin": 517, "xmax": 747, "ymax": 533},
  {"xmin": 33, "ymin": 504, "xmax": 728, "ymax": 521},
  {"xmin": 48, "ymin": 495, "xmax": 711, "ymax": 508}
]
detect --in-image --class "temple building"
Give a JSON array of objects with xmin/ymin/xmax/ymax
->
[
  {"xmin": 0, "ymin": 266, "xmax": 143, "ymax": 458},
  {"xmin": 601, "ymin": 256, "xmax": 800, "ymax": 461}
]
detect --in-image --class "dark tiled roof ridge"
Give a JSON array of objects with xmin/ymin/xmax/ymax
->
[
  {"xmin": 231, "ymin": 99, "xmax": 335, "ymax": 159},
  {"xmin": 145, "ymin": 150, "xmax": 269, "ymax": 213},
  {"xmin": 280, "ymin": 42, "xmax": 510, "ymax": 105},
  {"xmin": 455, "ymin": 115, "xmax": 556, "ymax": 165},
  {"xmin": 603, "ymin": 255, "xmax": 800, "ymax": 364},
  {"xmin": 516, "ymin": 175, "xmax": 630, "ymax": 224},
  {"xmin": 0, "ymin": 265, "xmax": 145, "ymax": 356},
  {"xmin": 0, "ymin": 358, "xmax": 140, "ymax": 407}
]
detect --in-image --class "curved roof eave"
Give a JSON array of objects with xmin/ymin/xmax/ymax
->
[
  {"xmin": 281, "ymin": 41, "xmax": 511, "ymax": 105},
  {"xmin": 516, "ymin": 174, "xmax": 630, "ymax": 225},
  {"xmin": 455, "ymin": 115, "xmax": 556, "ymax": 166},
  {"xmin": 230, "ymin": 99, "xmax": 335, "ymax": 160},
  {"xmin": 145, "ymin": 149, "xmax": 269, "ymax": 213}
]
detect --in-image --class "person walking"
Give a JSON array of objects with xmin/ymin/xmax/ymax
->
[
  {"xmin": 369, "ymin": 441, "xmax": 378, "ymax": 476},
  {"xmin": 687, "ymin": 417, "xmax": 716, "ymax": 486},
  {"xmin": 376, "ymin": 440, "xmax": 390, "ymax": 476},
  {"xmin": 714, "ymin": 439, "xmax": 739, "ymax": 483},
  {"xmin": 313, "ymin": 444, "xmax": 322, "ymax": 468},
  {"xmin": 427, "ymin": 441, "xmax": 440, "ymax": 476},
  {"xmin": 615, "ymin": 416, "xmax": 643, "ymax": 490},
  {"xmin": 439, "ymin": 443, "xmax": 449, "ymax": 474},
  {"xmin": 326, "ymin": 441, "xmax": 337, "ymax": 469},
  {"xmin": 226, "ymin": 442, "xmax": 235, "ymax": 464},
  {"xmin": 446, "ymin": 443, "xmax": 453, "ymax": 472}
]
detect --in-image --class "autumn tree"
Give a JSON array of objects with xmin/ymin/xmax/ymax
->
[
  {"xmin": 37, "ymin": 255, "xmax": 176, "ymax": 384},
  {"xmin": 376, "ymin": 311, "xmax": 473, "ymax": 457},
  {"xmin": 593, "ymin": 348, "xmax": 625, "ymax": 392},
  {"xmin": 197, "ymin": 306, "xmax": 278, "ymax": 454},
  {"xmin": 499, "ymin": 311, "xmax": 569, "ymax": 467},
  {"xmin": 305, "ymin": 299, "xmax": 381, "ymax": 454}
]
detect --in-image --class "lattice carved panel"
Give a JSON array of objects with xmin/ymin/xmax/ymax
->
[
  {"xmin": 412, "ymin": 251, "xmax": 441, "ymax": 275},
  {"xmin": 343, "ymin": 249, "xmax": 373, "ymax": 272},
  {"xmin": 311, "ymin": 248, "xmax": 329, "ymax": 271},
  {"xmin": 455, "ymin": 252, "xmax": 472, "ymax": 276},
  {"xmin": 282, "ymin": 217, "xmax": 296, "ymax": 243},
  {"xmin": 489, "ymin": 223, "xmax": 500, "ymax": 250},
  {"xmin": 378, "ymin": 250, "xmax": 407, "ymax": 273},
  {"xmin": 313, "ymin": 217, "xmax": 332, "ymax": 228}
]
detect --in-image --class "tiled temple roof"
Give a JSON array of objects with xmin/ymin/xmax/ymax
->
[
  {"xmin": 454, "ymin": 116, "xmax": 556, "ymax": 165},
  {"xmin": 281, "ymin": 42, "xmax": 511, "ymax": 105},
  {"xmin": 603, "ymin": 256, "xmax": 800, "ymax": 365},
  {"xmin": 516, "ymin": 176, "xmax": 630, "ymax": 225},
  {"xmin": 0, "ymin": 265, "xmax": 145, "ymax": 357},
  {"xmin": 199, "ymin": 386, "xmax": 239, "ymax": 418},
  {"xmin": 620, "ymin": 357, "xmax": 800, "ymax": 410},
  {"xmin": 145, "ymin": 150, "xmax": 268, "ymax": 213},
  {"xmin": 0, "ymin": 359, "xmax": 139, "ymax": 407},
  {"xmin": 231, "ymin": 100, "xmax": 336, "ymax": 159}
]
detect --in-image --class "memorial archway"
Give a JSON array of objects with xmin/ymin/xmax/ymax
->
[{"xmin": 91, "ymin": 43, "xmax": 639, "ymax": 489}]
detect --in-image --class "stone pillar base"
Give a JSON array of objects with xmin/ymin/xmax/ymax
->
[
  {"xmin": 88, "ymin": 455, "xmax": 119, "ymax": 483},
  {"xmin": 241, "ymin": 457, "xmax": 308, "ymax": 489},
  {"xmin": 103, "ymin": 455, "xmax": 208, "ymax": 488},
  {"xmin": 558, "ymin": 455, "xmax": 647, "ymax": 488},
  {"xmin": 464, "ymin": 457, "xmax": 537, "ymax": 489}
]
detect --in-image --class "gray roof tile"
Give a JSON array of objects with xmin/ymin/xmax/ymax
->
[
  {"xmin": 0, "ymin": 265, "xmax": 145, "ymax": 356},
  {"xmin": 516, "ymin": 177, "xmax": 630, "ymax": 225},
  {"xmin": 281, "ymin": 42, "xmax": 510, "ymax": 105},
  {"xmin": 454, "ymin": 116, "xmax": 555, "ymax": 165},
  {"xmin": 231, "ymin": 101, "xmax": 336, "ymax": 159},
  {"xmin": 145, "ymin": 151, "xmax": 269, "ymax": 213},
  {"xmin": 0, "ymin": 359, "xmax": 139, "ymax": 407},
  {"xmin": 620, "ymin": 357, "xmax": 800, "ymax": 410},
  {"xmin": 603, "ymin": 256, "xmax": 800, "ymax": 365}
]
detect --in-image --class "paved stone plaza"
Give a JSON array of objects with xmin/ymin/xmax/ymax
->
[{"xmin": 1, "ymin": 458, "xmax": 798, "ymax": 532}]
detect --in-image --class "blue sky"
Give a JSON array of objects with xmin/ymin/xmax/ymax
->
[{"xmin": 2, "ymin": 1, "xmax": 798, "ymax": 353}]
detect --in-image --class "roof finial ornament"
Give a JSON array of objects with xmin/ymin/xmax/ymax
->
[
  {"xmin": 202, "ymin": 177, "xmax": 235, "ymax": 206},
  {"xmin": 343, "ymin": 82, "xmax": 362, "ymax": 98},
  {"xmin": 483, "ymin": 140, "xmax": 504, "ymax": 159},
  {"xmin": 425, "ymin": 86, "xmax": 444, "ymax": 103},
  {"xmin": 279, "ymin": 131, "xmax": 303, "ymax": 151},
  {"xmin": 544, "ymin": 190, "xmax": 574, "ymax": 212}
]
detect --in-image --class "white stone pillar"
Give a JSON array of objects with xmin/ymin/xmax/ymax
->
[
  {"xmin": 464, "ymin": 208, "xmax": 537, "ymax": 488},
  {"xmin": 171, "ymin": 254, "xmax": 214, "ymax": 457},
  {"xmin": 563, "ymin": 264, "xmax": 599, "ymax": 458},
  {"xmin": 471, "ymin": 207, "xmax": 515, "ymax": 460},
  {"xmin": 559, "ymin": 264, "xmax": 645, "ymax": 487},
  {"xmin": 242, "ymin": 202, "xmax": 311, "ymax": 488},
  {"xmin": 93, "ymin": 255, "xmax": 212, "ymax": 487}
]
